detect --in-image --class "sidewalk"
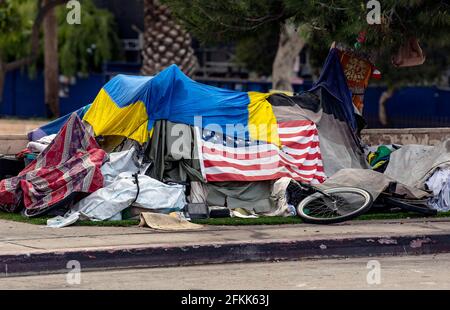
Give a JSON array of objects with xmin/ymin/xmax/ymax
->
[{"xmin": 2, "ymin": 218, "xmax": 450, "ymax": 276}]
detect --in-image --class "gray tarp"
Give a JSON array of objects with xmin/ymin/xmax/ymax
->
[
  {"xmin": 316, "ymin": 113, "xmax": 369, "ymax": 176},
  {"xmin": 206, "ymin": 181, "xmax": 274, "ymax": 212},
  {"xmin": 384, "ymin": 139, "xmax": 450, "ymax": 190},
  {"xmin": 146, "ymin": 120, "xmax": 203, "ymax": 183},
  {"xmin": 319, "ymin": 168, "xmax": 430, "ymax": 200},
  {"xmin": 101, "ymin": 148, "xmax": 141, "ymax": 186},
  {"xmin": 272, "ymin": 93, "xmax": 369, "ymax": 177}
]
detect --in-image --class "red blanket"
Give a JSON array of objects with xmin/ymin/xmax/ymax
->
[{"xmin": 0, "ymin": 113, "xmax": 106, "ymax": 213}]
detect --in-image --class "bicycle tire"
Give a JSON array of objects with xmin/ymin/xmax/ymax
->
[
  {"xmin": 297, "ymin": 187, "xmax": 373, "ymax": 224},
  {"xmin": 383, "ymin": 196, "xmax": 437, "ymax": 216}
]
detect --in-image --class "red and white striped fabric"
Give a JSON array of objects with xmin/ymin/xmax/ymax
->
[{"xmin": 197, "ymin": 120, "xmax": 326, "ymax": 184}]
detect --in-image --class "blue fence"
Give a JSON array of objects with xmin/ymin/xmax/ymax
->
[
  {"xmin": 1, "ymin": 70, "xmax": 449, "ymax": 129},
  {"xmin": 1, "ymin": 70, "xmax": 105, "ymax": 118},
  {"xmin": 363, "ymin": 86, "xmax": 450, "ymax": 128}
]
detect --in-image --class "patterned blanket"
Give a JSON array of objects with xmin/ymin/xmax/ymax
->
[{"xmin": 0, "ymin": 113, "xmax": 106, "ymax": 214}]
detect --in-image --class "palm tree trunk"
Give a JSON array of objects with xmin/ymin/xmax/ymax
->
[
  {"xmin": 43, "ymin": 0, "xmax": 59, "ymax": 117},
  {"xmin": 141, "ymin": 0, "xmax": 198, "ymax": 76}
]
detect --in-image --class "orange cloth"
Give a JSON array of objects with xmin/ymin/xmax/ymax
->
[{"xmin": 337, "ymin": 50, "xmax": 374, "ymax": 113}]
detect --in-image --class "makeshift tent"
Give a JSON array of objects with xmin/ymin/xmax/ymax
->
[
  {"xmin": 83, "ymin": 64, "xmax": 279, "ymax": 145},
  {"xmin": 14, "ymin": 48, "xmax": 386, "ymax": 220},
  {"xmin": 268, "ymin": 49, "xmax": 369, "ymax": 177}
]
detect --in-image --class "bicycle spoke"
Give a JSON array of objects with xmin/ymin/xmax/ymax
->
[{"xmin": 298, "ymin": 188, "xmax": 372, "ymax": 223}]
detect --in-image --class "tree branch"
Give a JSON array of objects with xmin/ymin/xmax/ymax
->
[
  {"xmin": 194, "ymin": 5, "xmax": 287, "ymax": 32},
  {"xmin": 317, "ymin": 2, "xmax": 350, "ymax": 11},
  {"xmin": 4, "ymin": 0, "xmax": 68, "ymax": 72}
]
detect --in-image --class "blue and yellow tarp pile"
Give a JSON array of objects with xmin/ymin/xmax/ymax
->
[
  {"xmin": 30, "ymin": 65, "xmax": 279, "ymax": 146},
  {"xmin": 29, "ymin": 49, "xmax": 359, "ymax": 149}
]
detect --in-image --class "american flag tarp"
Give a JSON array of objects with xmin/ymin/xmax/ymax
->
[
  {"xmin": 0, "ymin": 113, "xmax": 106, "ymax": 213},
  {"xmin": 197, "ymin": 120, "xmax": 326, "ymax": 184}
]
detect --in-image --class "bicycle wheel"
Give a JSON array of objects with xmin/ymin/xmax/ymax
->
[
  {"xmin": 383, "ymin": 196, "xmax": 437, "ymax": 216},
  {"xmin": 297, "ymin": 187, "xmax": 373, "ymax": 224}
]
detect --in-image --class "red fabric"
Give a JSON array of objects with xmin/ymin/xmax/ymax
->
[{"xmin": 0, "ymin": 113, "xmax": 106, "ymax": 212}]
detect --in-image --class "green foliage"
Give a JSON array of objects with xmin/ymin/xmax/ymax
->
[
  {"xmin": 165, "ymin": 0, "xmax": 450, "ymax": 86},
  {"xmin": 162, "ymin": 0, "xmax": 285, "ymax": 76},
  {"xmin": 163, "ymin": 0, "xmax": 285, "ymax": 42},
  {"xmin": 234, "ymin": 23, "xmax": 280, "ymax": 76},
  {"xmin": 0, "ymin": 0, "xmax": 21, "ymax": 32},
  {"xmin": 57, "ymin": 0, "xmax": 122, "ymax": 76},
  {"xmin": 297, "ymin": 0, "xmax": 450, "ymax": 86},
  {"xmin": 0, "ymin": 0, "xmax": 121, "ymax": 76},
  {"xmin": 0, "ymin": 0, "xmax": 35, "ymax": 61},
  {"xmin": 285, "ymin": 0, "xmax": 449, "ymax": 52}
]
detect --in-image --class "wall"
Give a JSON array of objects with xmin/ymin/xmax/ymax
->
[{"xmin": 361, "ymin": 128, "xmax": 450, "ymax": 146}]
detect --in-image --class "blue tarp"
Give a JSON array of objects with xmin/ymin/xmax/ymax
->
[
  {"xmin": 102, "ymin": 65, "xmax": 251, "ymax": 134},
  {"xmin": 28, "ymin": 104, "xmax": 91, "ymax": 141},
  {"xmin": 309, "ymin": 48, "xmax": 357, "ymax": 131}
]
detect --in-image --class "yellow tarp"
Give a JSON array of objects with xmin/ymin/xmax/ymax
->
[
  {"xmin": 84, "ymin": 88, "xmax": 280, "ymax": 147},
  {"xmin": 83, "ymin": 89, "xmax": 150, "ymax": 144},
  {"xmin": 248, "ymin": 92, "xmax": 280, "ymax": 147}
]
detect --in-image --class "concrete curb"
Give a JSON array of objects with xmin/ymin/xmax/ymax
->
[{"xmin": 2, "ymin": 233, "xmax": 450, "ymax": 277}]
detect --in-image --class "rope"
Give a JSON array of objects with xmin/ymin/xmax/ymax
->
[{"xmin": 129, "ymin": 173, "xmax": 140, "ymax": 208}]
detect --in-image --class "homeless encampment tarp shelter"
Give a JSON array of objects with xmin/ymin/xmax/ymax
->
[
  {"xmin": 28, "ymin": 48, "xmax": 368, "ymax": 181},
  {"xmin": 7, "ymin": 48, "xmax": 374, "ymax": 217},
  {"xmin": 81, "ymin": 64, "xmax": 280, "ymax": 146}
]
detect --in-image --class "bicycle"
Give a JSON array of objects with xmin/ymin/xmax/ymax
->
[
  {"xmin": 287, "ymin": 180, "xmax": 437, "ymax": 224},
  {"xmin": 287, "ymin": 180, "xmax": 373, "ymax": 224}
]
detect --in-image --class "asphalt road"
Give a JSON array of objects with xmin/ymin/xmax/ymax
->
[{"xmin": 1, "ymin": 253, "xmax": 450, "ymax": 289}]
